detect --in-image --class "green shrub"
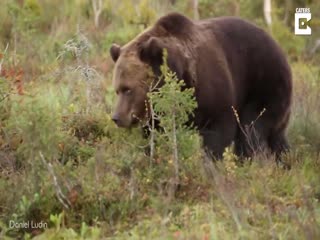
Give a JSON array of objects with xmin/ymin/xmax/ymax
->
[{"xmin": 288, "ymin": 62, "xmax": 320, "ymax": 154}]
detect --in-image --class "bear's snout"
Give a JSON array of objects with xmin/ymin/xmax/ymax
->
[
  {"xmin": 111, "ymin": 113, "xmax": 120, "ymax": 126},
  {"xmin": 111, "ymin": 112, "xmax": 133, "ymax": 128}
]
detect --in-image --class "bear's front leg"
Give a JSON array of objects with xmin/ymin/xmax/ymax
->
[{"xmin": 199, "ymin": 115, "xmax": 237, "ymax": 159}]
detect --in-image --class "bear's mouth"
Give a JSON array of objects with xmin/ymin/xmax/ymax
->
[
  {"xmin": 131, "ymin": 113, "xmax": 141, "ymax": 126},
  {"xmin": 113, "ymin": 113, "xmax": 141, "ymax": 128}
]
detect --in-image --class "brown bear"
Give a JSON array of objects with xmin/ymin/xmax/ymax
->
[{"xmin": 109, "ymin": 12, "xmax": 292, "ymax": 159}]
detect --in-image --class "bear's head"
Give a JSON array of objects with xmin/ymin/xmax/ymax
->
[{"xmin": 110, "ymin": 13, "xmax": 196, "ymax": 128}]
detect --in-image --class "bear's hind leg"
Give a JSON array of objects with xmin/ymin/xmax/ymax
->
[
  {"xmin": 234, "ymin": 103, "xmax": 270, "ymax": 158},
  {"xmin": 268, "ymin": 132, "xmax": 290, "ymax": 164}
]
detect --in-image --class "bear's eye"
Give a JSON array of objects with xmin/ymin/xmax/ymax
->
[{"xmin": 122, "ymin": 87, "xmax": 132, "ymax": 95}]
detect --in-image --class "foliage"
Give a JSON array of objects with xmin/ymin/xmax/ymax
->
[
  {"xmin": 152, "ymin": 53, "xmax": 197, "ymax": 129},
  {"xmin": 148, "ymin": 50, "xmax": 199, "ymax": 159}
]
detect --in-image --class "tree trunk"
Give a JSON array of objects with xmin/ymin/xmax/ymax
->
[
  {"xmin": 192, "ymin": 0, "xmax": 199, "ymax": 20},
  {"xmin": 311, "ymin": 39, "xmax": 320, "ymax": 55},
  {"xmin": 264, "ymin": 0, "xmax": 272, "ymax": 26},
  {"xmin": 91, "ymin": 0, "xmax": 103, "ymax": 28}
]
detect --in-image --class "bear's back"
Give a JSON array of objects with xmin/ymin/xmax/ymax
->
[{"xmin": 198, "ymin": 16, "xmax": 292, "ymax": 104}]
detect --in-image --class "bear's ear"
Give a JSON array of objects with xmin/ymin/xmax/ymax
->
[
  {"xmin": 156, "ymin": 12, "xmax": 193, "ymax": 36},
  {"xmin": 110, "ymin": 44, "xmax": 121, "ymax": 62},
  {"xmin": 138, "ymin": 37, "xmax": 164, "ymax": 65}
]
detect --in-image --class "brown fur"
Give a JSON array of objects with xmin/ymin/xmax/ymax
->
[{"xmin": 110, "ymin": 13, "xmax": 292, "ymax": 159}]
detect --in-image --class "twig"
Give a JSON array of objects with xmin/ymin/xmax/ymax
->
[
  {"xmin": 0, "ymin": 43, "xmax": 9, "ymax": 74},
  {"xmin": 147, "ymin": 98, "xmax": 156, "ymax": 164},
  {"xmin": 128, "ymin": 168, "xmax": 136, "ymax": 200},
  {"xmin": 231, "ymin": 106, "xmax": 266, "ymax": 157},
  {"xmin": 145, "ymin": 77, "xmax": 163, "ymax": 164},
  {"xmin": 0, "ymin": 44, "xmax": 11, "ymax": 103},
  {"xmin": 168, "ymin": 109, "xmax": 179, "ymax": 200},
  {"xmin": 0, "ymin": 93, "xmax": 11, "ymax": 103},
  {"xmin": 39, "ymin": 151, "xmax": 71, "ymax": 209}
]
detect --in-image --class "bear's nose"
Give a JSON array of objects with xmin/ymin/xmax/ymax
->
[{"xmin": 112, "ymin": 114, "xmax": 120, "ymax": 125}]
